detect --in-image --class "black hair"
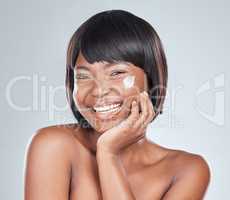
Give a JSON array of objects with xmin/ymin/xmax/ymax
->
[{"xmin": 65, "ymin": 9, "xmax": 168, "ymax": 128}]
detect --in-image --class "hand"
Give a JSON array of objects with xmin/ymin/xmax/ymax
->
[{"xmin": 96, "ymin": 91, "xmax": 156, "ymax": 155}]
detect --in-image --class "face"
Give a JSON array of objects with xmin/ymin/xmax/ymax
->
[{"xmin": 73, "ymin": 51, "xmax": 149, "ymax": 133}]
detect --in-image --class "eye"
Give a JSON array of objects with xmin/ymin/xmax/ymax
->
[
  {"xmin": 75, "ymin": 74, "xmax": 90, "ymax": 79},
  {"xmin": 110, "ymin": 71, "xmax": 126, "ymax": 76}
]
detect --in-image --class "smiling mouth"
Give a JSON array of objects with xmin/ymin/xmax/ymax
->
[{"xmin": 92, "ymin": 101, "xmax": 124, "ymax": 120}]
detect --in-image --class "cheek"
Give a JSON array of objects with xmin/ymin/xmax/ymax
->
[
  {"xmin": 72, "ymin": 84, "xmax": 80, "ymax": 107},
  {"xmin": 73, "ymin": 83, "xmax": 86, "ymax": 109},
  {"xmin": 121, "ymin": 75, "xmax": 141, "ymax": 109},
  {"xmin": 123, "ymin": 75, "xmax": 135, "ymax": 89},
  {"xmin": 122, "ymin": 75, "xmax": 140, "ymax": 95},
  {"xmin": 73, "ymin": 82, "xmax": 78, "ymax": 95},
  {"xmin": 73, "ymin": 77, "xmax": 78, "ymax": 99},
  {"xmin": 73, "ymin": 82, "xmax": 92, "ymax": 111}
]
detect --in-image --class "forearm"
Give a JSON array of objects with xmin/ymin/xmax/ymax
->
[{"xmin": 96, "ymin": 148, "xmax": 136, "ymax": 200}]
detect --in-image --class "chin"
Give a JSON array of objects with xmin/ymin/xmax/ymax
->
[{"xmin": 88, "ymin": 117, "xmax": 123, "ymax": 133}]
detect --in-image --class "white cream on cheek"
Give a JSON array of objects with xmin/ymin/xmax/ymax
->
[{"xmin": 123, "ymin": 75, "xmax": 135, "ymax": 89}]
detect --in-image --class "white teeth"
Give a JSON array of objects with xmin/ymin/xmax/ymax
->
[
  {"xmin": 97, "ymin": 106, "xmax": 122, "ymax": 114},
  {"xmin": 94, "ymin": 103, "xmax": 122, "ymax": 112}
]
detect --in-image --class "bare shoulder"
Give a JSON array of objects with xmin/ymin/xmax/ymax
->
[
  {"xmin": 164, "ymin": 150, "xmax": 211, "ymax": 188},
  {"xmin": 157, "ymin": 148, "xmax": 211, "ymax": 199},
  {"xmin": 29, "ymin": 123, "xmax": 79, "ymax": 146},
  {"xmin": 26, "ymin": 123, "xmax": 84, "ymax": 161},
  {"xmin": 166, "ymin": 149, "xmax": 211, "ymax": 179},
  {"xmin": 24, "ymin": 123, "xmax": 83, "ymax": 199}
]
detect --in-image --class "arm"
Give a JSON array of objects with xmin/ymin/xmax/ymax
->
[
  {"xmin": 24, "ymin": 127, "xmax": 73, "ymax": 200},
  {"xmin": 96, "ymin": 148, "xmax": 136, "ymax": 200},
  {"xmin": 95, "ymin": 92, "xmax": 154, "ymax": 200},
  {"xmin": 162, "ymin": 155, "xmax": 211, "ymax": 200}
]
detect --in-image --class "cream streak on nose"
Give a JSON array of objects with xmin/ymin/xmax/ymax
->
[{"xmin": 123, "ymin": 75, "xmax": 135, "ymax": 89}]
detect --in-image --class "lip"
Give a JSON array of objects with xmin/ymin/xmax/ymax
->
[
  {"xmin": 93, "ymin": 102, "xmax": 124, "ymax": 120},
  {"xmin": 93, "ymin": 99, "xmax": 123, "ymax": 108}
]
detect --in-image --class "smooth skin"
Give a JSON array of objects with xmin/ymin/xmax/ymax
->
[{"xmin": 24, "ymin": 52, "xmax": 211, "ymax": 200}]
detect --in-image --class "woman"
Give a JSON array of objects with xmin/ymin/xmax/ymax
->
[{"xmin": 24, "ymin": 9, "xmax": 210, "ymax": 200}]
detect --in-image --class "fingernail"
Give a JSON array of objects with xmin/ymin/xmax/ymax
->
[{"xmin": 144, "ymin": 91, "xmax": 148, "ymax": 96}]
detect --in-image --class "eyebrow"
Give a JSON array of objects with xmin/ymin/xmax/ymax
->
[{"xmin": 75, "ymin": 62, "xmax": 130, "ymax": 71}]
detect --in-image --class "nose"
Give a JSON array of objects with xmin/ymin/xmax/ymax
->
[{"xmin": 91, "ymin": 79, "xmax": 111, "ymax": 98}]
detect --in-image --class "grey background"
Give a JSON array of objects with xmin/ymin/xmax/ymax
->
[{"xmin": 0, "ymin": 0, "xmax": 229, "ymax": 199}]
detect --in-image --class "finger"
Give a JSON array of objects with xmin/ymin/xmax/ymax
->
[
  {"xmin": 140, "ymin": 92, "xmax": 150, "ymax": 129},
  {"xmin": 138, "ymin": 91, "xmax": 153, "ymax": 129},
  {"xmin": 121, "ymin": 100, "xmax": 139, "ymax": 129},
  {"xmin": 129, "ymin": 100, "xmax": 140, "ymax": 127},
  {"xmin": 134, "ymin": 92, "xmax": 148, "ymax": 129},
  {"xmin": 143, "ymin": 91, "xmax": 156, "ymax": 124}
]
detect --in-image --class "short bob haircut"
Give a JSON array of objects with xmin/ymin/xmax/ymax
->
[{"xmin": 66, "ymin": 9, "xmax": 168, "ymax": 129}]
